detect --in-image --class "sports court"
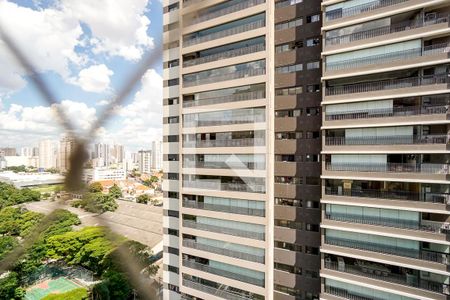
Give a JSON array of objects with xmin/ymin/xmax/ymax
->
[{"xmin": 25, "ymin": 277, "xmax": 80, "ymax": 300}]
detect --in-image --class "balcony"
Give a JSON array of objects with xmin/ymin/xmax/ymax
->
[
  {"xmin": 183, "ymin": 67, "xmax": 265, "ymax": 88},
  {"xmin": 325, "ymin": 14, "xmax": 450, "ymax": 48},
  {"xmin": 183, "ymin": 18, "xmax": 265, "ymax": 47},
  {"xmin": 185, "ymin": 0, "xmax": 265, "ymax": 26},
  {"xmin": 324, "ymin": 261, "xmax": 449, "ymax": 295},
  {"xmin": 325, "ymin": 237, "xmax": 450, "ymax": 264},
  {"xmin": 183, "ymin": 90, "xmax": 265, "ymax": 108},
  {"xmin": 183, "ymin": 219, "xmax": 265, "ymax": 240},
  {"xmin": 182, "ymin": 278, "xmax": 254, "ymax": 300},
  {"xmin": 183, "ymin": 160, "xmax": 265, "ymax": 170},
  {"xmin": 325, "ymin": 43, "xmax": 450, "ymax": 74},
  {"xmin": 325, "ymin": 162, "xmax": 450, "ymax": 174},
  {"xmin": 182, "ymin": 180, "xmax": 266, "ymax": 193},
  {"xmin": 182, "ymin": 239, "xmax": 265, "ymax": 263},
  {"xmin": 324, "ymin": 105, "xmax": 448, "ymax": 122},
  {"xmin": 183, "ymin": 138, "xmax": 265, "ymax": 148},
  {"xmin": 325, "ymin": 213, "xmax": 450, "ymax": 236},
  {"xmin": 325, "ymin": 134, "xmax": 448, "ymax": 146},
  {"xmin": 183, "ymin": 43, "xmax": 265, "ymax": 67},
  {"xmin": 324, "ymin": 0, "xmax": 409, "ymax": 22},
  {"xmin": 182, "ymin": 259, "xmax": 265, "ymax": 287},
  {"xmin": 182, "ymin": 200, "xmax": 266, "ymax": 217},
  {"xmin": 325, "ymin": 74, "xmax": 450, "ymax": 98},
  {"xmin": 325, "ymin": 186, "xmax": 450, "ymax": 205}
]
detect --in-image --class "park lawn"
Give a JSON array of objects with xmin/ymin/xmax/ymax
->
[{"xmin": 31, "ymin": 185, "xmax": 63, "ymax": 194}]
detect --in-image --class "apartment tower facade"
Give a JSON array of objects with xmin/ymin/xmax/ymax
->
[
  {"xmin": 320, "ymin": 0, "xmax": 450, "ymax": 299},
  {"xmin": 162, "ymin": 0, "xmax": 322, "ymax": 299}
]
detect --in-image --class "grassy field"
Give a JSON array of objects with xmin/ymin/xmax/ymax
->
[{"xmin": 31, "ymin": 185, "xmax": 63, "ymax": 194}]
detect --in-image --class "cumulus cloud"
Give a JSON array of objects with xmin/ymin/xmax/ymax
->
[
  {"xmin": 73, "ymin": 64, "xmax": 114, "ymax": 93},
  {"xmin": 61, "ymin": 0, "xmax": 154, "ymax": 61},
  {"xmin": 0, "ymin": 1, "xmax": 83, "ymax": 94}
]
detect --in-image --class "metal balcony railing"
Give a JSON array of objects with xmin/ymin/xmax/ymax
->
[
  {"xmin": 325, "ymin": 213, "xmax": 449, "ymax": 234},
  {"xmin": 326, "ymin": 43, "xmax": 450, "ymax": 71},
  {"xmin": 185, "ymin": 0, "xmax": 265, "ymax": 26},
  {"xmin": 325, "ymin": 186, "xmax": 450, "ymax": 205},
  {"xmin": 183, "ymin": 114, "xmax": 265, "ymax": 127},
  {"xmin": 325, "ymin": 134, "xmax": 448, "ymax": 146},
  {"xmin": 325, "ymin": 261, "xmax": 449, "ymax": 295},
  {"xmin": 183, "ymin": 67, "xmax": 265, "ymax": 87},
  {"xmin": 182, "ymin": 160, "xmax": 266, "ymax": 171},
  {"xmin": 325, "ymin": 237, "xmax": 450, "ymax": 264},
  {"xmin": 183, "ymin": 137, "xmax": 265, "ymax": 148},
  {"xmin": 182, "ymin": 278, "xmax": 254, "ymax": 300},
  {"xmin": 183, "ymin": 180, "xmax": 266, "ymax": 193},
  {"xmin": 182, "ymin": 259, "xmax": 265, "ymax": 287},
  {"xmin": 325, "ymin": 105, "xmax": 448, "ymax": 121},
  {"xmin": 325, "ymin": 74, "xmax": 450, "ymax": 96},
  {"xmin": 325, "ymin": 285, "xmax": 386, "ymax": 300},
  {"xmin": 325, "ymin": 14, "xmax": 449, "ymax": 46},
  {"xmin": 183, "ymin": 19, "xmax": 265, "ymax": 47},
  {"xmin": 182, "ymin": 239, "xmax": 265, "ymax": 263},
  {"xmin": 325, "ymin": 0, "xmax": 409, "ymax": 21},
  {"xmin": 183, "ymin": 90, "xmax": 265, "ymax": 108},
  {"xmin": 325, "ymin": 162, "xmax": 450, "ymax": 174},
  {"xmin": 183, "ymin": 43, "xmax": 265, "ymax": 67},
  {"xmin": 182, "ymin": 219, "xmax": 265, "ymax": 240},
  {"xmin": 182, "ymin": 200, "xmax": 265, "ymax": 216}
]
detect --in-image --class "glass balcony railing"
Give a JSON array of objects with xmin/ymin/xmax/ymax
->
[
  {"xmin": 185, "ymin": 0, "xmax": 265, "ymax": 26},
  {"xmin": 325, "ymin": 105, "xmax": 448, "ymax": 121},
  {"xmin": 182, "ymin": 239, "xmax": 265, "ymax": 263},
  {"xmin": 183, "ymin": 113, "xmax": 265, "ymax": 127},
  {"xmin": 182, "ymin": 259, "xmax": 265, "ymax": 287},
  {"xmin": 183, "ymin": 43, "xmax": 265, "ymax": 67},
  {"xmin": 183, "ymin": 67, "xmax": 265, "ymax": 87},
  {"xmin": 325, "ymin": 14, "xmax": 449, "ymax": 46},
  {"xmin": 183, "ymin": 90, "xmax": 265, "ymax": 107},
  {"xmin": 183, "ymin": 19, "xmax": 265, "ymax": 47},
  {"xmin": 325, "ymin": 162, "xmax": 450, "ymax": 174},
  {"xmin": 326, "ymin": 43, "xmax": 450, "ymax": 71},
  {"xmin": 325, "ymin": 261, "xmax": 449, "ymax": 295},
  {"xmin": 183, "ymin": 160, "xmax": 265, "ymax": 170},
  {"xmin": 325, "ymin": 186, "xmax": 450, "ymax": 205},
  {"xmin": 182, "ymin": 278, "xmax": 254, "ymax": 300},
  {"xmin": 325, "ymin": 237, "xmax": 450, "ymax": 264},
  {"xmin": 183, "ymin": 138, "xmax": 265, "ymax": 148},
  {"xmin": 183, "ymin": 180, "xmax": 266, "ymax": 193},
  {"xmin": 325, "ymin": 285, "xmax": 412, "ymax": 300},
  {"xmin": 183, "ymin": 219, "xmax": 265, "ymax": 240},
  {"xmin": 325, "ymin": 213, "xmax": 449, "ymax": 235},
  {"xmin": 182, "ymin": 200, "xmax": 266, "ymax": 217},
  {"xmin": 325, "ymin": 74, "xmax": 450, "ymax": 96},
  {"xmin": 325, "ymin": 0, "xmax": 409, "ymax": 21},
  {"xmin": 325, "ymin": 134, "xmax": 448, "ymax": 146}
]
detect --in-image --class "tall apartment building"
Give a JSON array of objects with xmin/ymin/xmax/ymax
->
[
  {"xmin": 139, "ymin": 150, "xmax": 153, "ymax": 174},
  {"xmin": 320, "ymin": 1, "xmax": 450, "ymax": 299},
  {"xmin": 38, "ymin": 139, "xmax": 57, "ymax": 170},
  {"xmin": 162, "ymin": 0, "xmax": 322, "ymax": 299},
  {"xmin": 152, "ymin": 140, "xmax": 163, "ymax": 170},
  {"xmin": 58, "ymin": 135, "xmax": 76, "ymax": 173}
]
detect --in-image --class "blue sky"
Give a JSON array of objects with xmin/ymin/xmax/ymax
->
[{"xmin": 0, "ymin": 0, "xmax": 163, "ymax": 151}]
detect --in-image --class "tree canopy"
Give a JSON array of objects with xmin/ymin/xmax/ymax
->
[{"xmin": 0, "ymin": 182, "xmax": 41, "ymax": 209}]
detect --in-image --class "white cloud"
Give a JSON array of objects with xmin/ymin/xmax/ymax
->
[
  {"xmin": 61, "ymin": 0, "xmax": 154, "ymax": 61},
  {"xmin": 73, "ymin": 64, "xmax": 114, "ymax": 93},
  {"xmin": 0, "ymin": 1, "xmax": 83, "ymax": 94}
]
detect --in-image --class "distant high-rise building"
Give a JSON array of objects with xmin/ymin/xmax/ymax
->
[
  {"xmin": 111, "ymin": 144, "xmax": 125, "ymax": 164},
  {"xmin": 138, "ymin": 150, "xmax": 152, "ymax": 174},
  {"xmin": 38, "ymin": 140, "xmax": 57, "ymax": 170},
  {"xmin": 0, "ymin": 147, "xmax": 16, "ymax": 156},
  {"xmin": 151, "ymin": 140, "xmax": 162, "ymax": 170},
  {"xmin": 32, "ymin": 147, "xmax": 39, "ymax": 157},
  {"xmin": 20, "ymin": 147, "xmax": 33, "ymax": 157},
  {"xmin": 58, "ymin": 135, "xmax": 76, "ymax": 173},
  {"xmin": 93, "ymin": 143, "xmax": 110, "ymax": 167}
]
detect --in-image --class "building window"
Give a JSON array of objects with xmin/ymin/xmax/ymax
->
[
  {"xmin": 275, "ymin": 17, "xmax": 303, "ymax": 31},
  {"xmin": 305, "ymin": 246, "xmax": 319, "ymax": 255},
  {"xmin": 275, "ymin": 41, "xmax": 303, "ymax": 53},
  {"xmin": 275, "ymin": 131, "xmax": 302, "ymax": 139},
  {"xmin": 306, "ymin": 84, "xmax": 320, "ymax": 93},
  {"xmin": 168, "ymin": 154, "xmax": 178, "ymax": 161},
  {"xmin": 307, "ymin": 14, "xmax": 320, "ymax": 23},
  {"xmin": 168, "ymin": 191, "xmax": 179, "ymax": 198},
  {"xmin": 307, "ymin": 61, "xmax": 320, "ymax": 70},
  {"xmin": 305, "ymin": 154, "xmax": 319, "ymax": 162},
  {"xmin": 305, "ymin": 269, "xmax": 319, "ymax": 278},
  {"xmin": 167, "ymin": 135, "xmax": 179, "ymax": 142},
  {"xmin": 305, "ymin": 177, "xmax": 320, "ymax": 186},
  {"xmin": 168, "ymin": 78, "xmax": 179, "ymax": 86},
  {"xmin": 167, "ymin": 173, "xmax": 179, "ymax": 180},
  {"xmin": 275, "ymin": 284, "xmax": 303, "ymax": 297},
  {"xmin": 306, "ymin": 37, "xmax": 320, "ymax": 47},
  {"xmin": 168, "ymin": 265, "xmax": 179, "ymax": 274},
  {"xmin": 168, "ymin": 2, "xmax": 179, "ymax": 12},
  {"xmin": 275, "ymin": 241, "xmax": 302, "ymax": 252},
  {"xmin": 276, "ymin": 63, "xmax": 303, "ymax": 74},
  {"xmin": 275, "ymin": 197, "xmax": 302, "ymax": 207},
  {"xmin": 168, "ymin": 284, "xmax": 179, "ymax": 293},
  {"xmin": 168, "ymin": 59, "xmax": 179, "ymax": 68},
  {"xmin": 168, "ymin": 97, "xmax": 179, "ymax": 105},
  {"xmin": 306, "ymin": 107, "xmax": 320, "ymax": 116},
  {"xmin": 306, "ymin": 131, "xmax": 320, "ymax": 139},
  {"xmin": 167, "ymin": 247, "xmax": 179, "ymax": 255},
  {"xmin": 275, "ymin": 0, "xmax": 303, "ymax": 8},
  {"xmin": 168, "ymin": 229, "xmax": 179, "ymax": 236},
  {"xmin": 305, "ymin": 223, "xmax": 319, "ymax": 232},
  {"xmin": 275, "ymin": 219, "xmax": 303, "ymax": 230},
  {"xmin": 275, "ymin": 86, "xmax": 303, "ymax": 96},
  {"xmin": 275, "ymin": 154, "xmax": 302, "ymax": 162},
  {"xmin": 275, "ymin": 109, "xmax": 301, "ymax": 117},
  {"xmin": 168, "ymin": 116, "xmax": 179, "ymax": 124},
  {"xmin": 274, "ymin": 262, "xmax": 302, "ymax": 275},
  {"xmin": 168, "ymin": 210, "xmax": 179, "ymax": 218}
]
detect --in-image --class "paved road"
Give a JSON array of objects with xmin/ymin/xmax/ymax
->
[{"xmin": 23, "ymin": 199, "xmax": 163, "ymax": 247}]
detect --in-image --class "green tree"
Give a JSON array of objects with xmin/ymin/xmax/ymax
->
[
  {"xmin": 136, "ymin": 194, "xmax": 150, "ymax": 204},
  {"xmin": 88, "ymin": 182, "xmax": 103, "ymax": 193},
  {"xmin": 0, "ymin": 236, "xmax": 17, "ymax": 260},
  {"xmin": 0, "ymin": 272, "xmax": 21, "ymax": 300},
  {"xmin": 108, "ymin": 184, "xmax": 122, "ymax": 199}
]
